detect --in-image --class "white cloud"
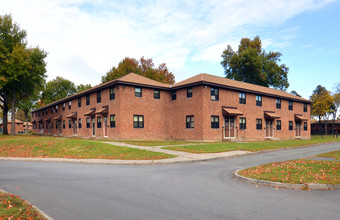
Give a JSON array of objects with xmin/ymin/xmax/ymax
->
[{"xmin": 0, "ymin": 0, "xmax": 336, "ymax": 85}]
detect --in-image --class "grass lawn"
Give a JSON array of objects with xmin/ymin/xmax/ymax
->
[
  {"xmin": 115, "ymin": 140, "xmax": 199, "ymax": 147},
  {"xmin": 317, "ymin": 150, "xmax": 340, "ymax": 160},
  {"xmin": 0, "ymin": 135, "xmax": 174, "ymax": 160},
  {"xmin": 0, "ymin": 191, "xmax": 47, "ymax": 220},
  {"xmin": 164, "ymin": 137, "xmax": 340, "ymax": 153},
  {"xmin": 238, "ymin": 159, "xmax": 340, "ymax": 185}
]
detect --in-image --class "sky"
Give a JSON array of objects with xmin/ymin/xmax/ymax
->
[{"xmin": 1, "ymin": 0, "xmax": 340, "ymax": 100}]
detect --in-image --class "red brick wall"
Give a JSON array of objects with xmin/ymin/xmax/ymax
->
[
  {"xmin": 32, "ymin": 83, "xmax": 311, "ymax": 141},
  {"xmin": 0, "ymin": 123, "xmax": 25, "ymax": 133},
  {"xmin": 200, "ymin": 86, "xmax": 310, "ymax": 141},
  {"xmin": 169, "ymin": 86, "xmax": 204, "ymax": 140}
]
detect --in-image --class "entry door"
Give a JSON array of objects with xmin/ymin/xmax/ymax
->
[
  {"xmin": 104, "ymin": 116, "xmax": 108, "ymax": 137},
  {"xmin": 266, "ymin": 120, "xmax": 273, "ymax": 138},
  {"xmin": 58, "ymin": 121, "xmax": 62, "ymax": 134},
  {"xmin": 48, "ymin": 122, "xmax": 51, "ymax": 134},
  {"xmin": 92, "ymin": 117, "xmax": 95, "ymax": 136},
  {"xmin": 73, "ymin": 119, "xmax": 77, "ymax": 135},
  {"xmin": 296, "ymin": 122, "xmax": 301, "ymax": 137},
  {"xmin": 225, "ymin": 117, "xmax": 235, "ymax": 138}
]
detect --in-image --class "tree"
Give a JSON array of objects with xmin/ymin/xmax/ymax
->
[
  {"xmin": 310, "ymin": 85, "xmax": 333, "ymax": 136},
  {"xmin": 221, "ymin": 36, "xmax": 289, "ymax": 91},
  {"xmin": 0, "ymin": 14, "xmax": 47, "ymax": 135},
  {"xmin": 290, "ymin": 90, "xmax": 301, "ymax": 97},
  {"xmin": 41, "ymin": 77, "xmax": 77, "ymax": 104},
  {"xmin": 76, "ymin": 84, "xmax": 92, "ymax": 93},
  {"xmin": 330, "ymin": 83, "xmax": 340, "ymax": 135},
  {"xmin": 101, "ymin": 56, "xmax": 175, "ymax": 84},
  {"xmin": 17, "ymin": 86, "xmax": 41, "ymax": 133}
]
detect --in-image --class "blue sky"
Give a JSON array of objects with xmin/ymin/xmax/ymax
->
[{"xmin": 1, "ymin": 0, "xmax": 339, "ymax": 100}]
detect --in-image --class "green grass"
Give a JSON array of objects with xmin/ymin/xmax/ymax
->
[
  {"xmin": 317, "ymin": 150, "xmax": 340, "ymax": 160},
  {"xmin": 0, "ymin": 135, "xmax": 174, "ymax": 160},
  {"xmin": 115, "ymin": 140, "xmax": 199, "ymax": 147},
  {"xmin": 0, "ymin": 191, "xmax": 47, "ymax": 219},
  {"xmin": 80, "ymin": 137, "xmax": 200, "ymax": 146},
  {"xmin": 164, "ymin": 137, "xmax": 340, "ymax": 153},
  {"xmin": 239, "ymin": 159, "xmax": 340, "ymax": 185}
]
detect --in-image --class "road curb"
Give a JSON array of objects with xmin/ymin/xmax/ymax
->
[
  {"xmin": 233, "ymin": 169, "xmax": 340, "ymax": 190},
  {"xmin": 0, "ymin": 188, "xmax": 54, "ymax": 220}
]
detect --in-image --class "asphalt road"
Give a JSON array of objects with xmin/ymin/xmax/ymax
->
[{"xmin": 0, "ymin": 142, "xmax": 339, "ymax": 220}]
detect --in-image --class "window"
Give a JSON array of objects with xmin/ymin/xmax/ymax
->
[
  {"xmin": 56, "ymin": 122, "xmax": 58, "ymax": 129},
  {"xmin": 63, "ymin": 103, "xmax": 65, "ymax": 111},
  {"xmin": 256, "ymin": 119, "xmax": 262, "ymax": 130},
  {"xmin": 42, "ymin": 110, "xmax": 44, "ymax": 116},
  {"xmin": 154, "ymin": 89, "xmax": 160, "ymax": 99},
  {"xmin": 63, "ymin": 120, "xmax": 65, "ymax": 129},
  {"xmin": 276, "ymin": 120, "xmax": 281, "ymax": 130},
  {"xmin": 288, "ymin": 101, "xmax": 293, "ymax": 110},
  {"xmin": 239, "ymin": 92, "xmax": 246, "ymax": 104},
  {"xmin": 276, "ymin": 99, "xmax": 281, "ymax": 109},
  {"xmin": 187, "ymin": 87, "xmax": 192, "ymax": 98},
  {"xmin": 110, "ymin": 87, "xmax": 115, "ymax": 100},
  {"xmin": 55, "ymin": 105, "xmax": 58, "ymax": 113},
  {"xmin": 46, "ymin": 109, "xmax": 48, "ymax": 115},
  {"xmin": 97, "ymin": 116, "xmax": 102, "ymax": 128},
  {"xmin": 97, "ymin": 91, "xmax": 101, "ymax": 103},
  {"xmin": 135, "ymin": 87, "xmax": 142, "ymax": 97},
  {"xmin": 239, "ymin": 117, "xmax": 246, "ymax": 129},
  {"xmin": 303, "ymin": 103, "xmax": 307, "ymax": 112},
  {"xmin": 133, "ymin": 115, "xmax": 144, "ymax": 128},
  {"xmin": 211, "ymin": 116, "xmax": 219, "ymax": 128},
  {"xmin": 38, "ymin": 111, "xmax": 40, "ymax": 116},
  {"xmin": 68, "ymin": 101, "xmax": 71, "ymax": 110},
  {"xmin": 256, "ymin": 95, "xmax": 262, "ymax": 106},
  {"xmin": 186, "ymin": 115, "xmax": 194, "ymax": 129},
  {"xmin": 211, "ymin": 87, "xmax": 219, "ymax": 101},
  {"xmin": 78, "ymin": 118, "xmax": 82, "ymax": 129},
  {"xmin": 110, "ymin": 115, "xmax": 116, "ymax": 128},
  {"xmin": 78, "ymin": 98, "xmax": 81, "ymax": 108},
  {"xmin": 171, "ymin": 91, "xmax": 176, "ymax": 100},
  {"xmin": 51, "ymin": 107, "xmax": 54, "ymax": 114},
  {"xmin": 86, "ymin": 95, "xmax": 90, "ymax": 105},
  {"xmin": 68, "ymin": 120, "xmax": 71, "ymax": 129},
  {"xmin": 304, "ymin": 122, "xmax": 307, "ymax": 131},
  {"xmin": 86, "ymin": 118, "xmax": 90, "ymax": 128},
  {"xmin": 289, "ymin": 121, "xmax": 293, "ymax": 130}
]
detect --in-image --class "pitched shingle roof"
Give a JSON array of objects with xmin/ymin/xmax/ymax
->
[
  {"xmin": 33, "ymin": 73, "xmax": 171, "ymax": 112},
  {"xmin": 0, "ymin": 119, "xmax": 24, "ymax": 125},
  {"xmin": 117, "ymin": 73, "xmax": 171, "ymax": 88},
  {"xmin": 311, "ymin": 120, "xmax": 340, "ymax": 124},
  {"xmin": 33, "ymin": 72, "xmax": 310, "ymax": 112},
  {"xmin": 173, "ymin": 73, "xmax": 310, "ymax": 102}
]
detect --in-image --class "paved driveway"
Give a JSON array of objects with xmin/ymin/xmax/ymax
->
[{"xmin": 0, "ymin": 142, "xmax": 339, "ymax": 220}]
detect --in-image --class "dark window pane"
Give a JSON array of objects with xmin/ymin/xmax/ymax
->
[
  {"xmin": 172, "ymin": 91, "xmax": 176, "ymax": 100},
  {"xmin": 187, "ymin": 88, "xmax": 192, "ymax": 98},
  {"xmin": 154, "ymin": 89, "xmax": 160, "ymax": 99}
]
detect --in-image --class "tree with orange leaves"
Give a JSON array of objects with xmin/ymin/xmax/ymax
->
[{"xmin": 101, "ymin": 56, "xmax": 175, "ymax": 84}]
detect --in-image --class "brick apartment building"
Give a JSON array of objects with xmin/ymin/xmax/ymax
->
[
  {"xmin": 31, "ymin": 73, "xmax": 311, "ymax": 141},
  {"xmin": 0, "ymin": 119, "xmax": 32, "ymax": 134},
  {"xmin": 311, "ymin": 120, "xmax": 340, "ymax": 135}
]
